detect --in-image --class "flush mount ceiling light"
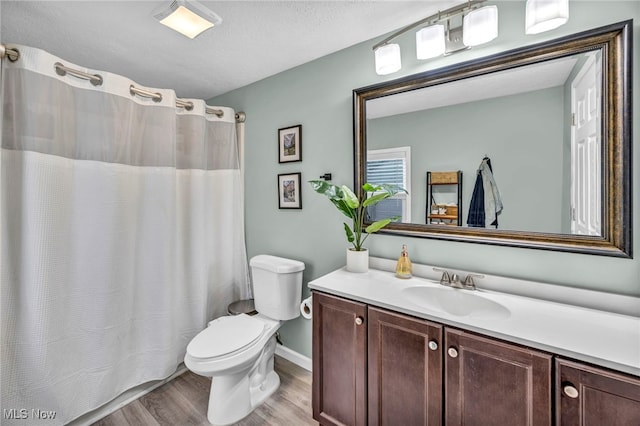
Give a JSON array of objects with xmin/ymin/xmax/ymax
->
[
  {"xmin": 525, "ymin": 0, "xmax": 569, "ymax": 35},
  {"xmin": 152, "ymin": 0, "xmax": 222, "ymax": 39},
  {"xmin": 372, "ymin": 0, "xmax": 497, "ymax": 76}
]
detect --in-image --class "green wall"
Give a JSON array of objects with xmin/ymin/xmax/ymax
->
[{"xmin": 212, "ymin": 1, "xmax": 640, "ymax": 358}]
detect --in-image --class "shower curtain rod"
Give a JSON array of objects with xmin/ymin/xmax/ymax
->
[{"xmin": 0, "ymin": 44, "xmax": 246, "ymax": 123}]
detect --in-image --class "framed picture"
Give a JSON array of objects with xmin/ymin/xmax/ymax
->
[
  {"xmin": 278, "ymin": 125, "xmax": 302, "ymax": 163},
  {"xmin": 278, "ymin": 172, "xmax": 302, "ymax": 209}
]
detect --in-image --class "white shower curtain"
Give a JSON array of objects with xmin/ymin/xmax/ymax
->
[{"xmin": 1, "ymin": 46, "xmax": 250, "ymax": 425}]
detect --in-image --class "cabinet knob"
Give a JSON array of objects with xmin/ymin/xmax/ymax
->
[
  {"xmin": 448, "ymin": 347, "xmax": 459, "ymax": 358},
  {"xmin": 428, "ymin": 340, "xmax": 438, "ymax": 351},
  {"xmin": 563, "ymin": 384, "xmax": 579, "ymax": 399},
  {"xmin": 355, "ymin": 316, "xmax": 364, "ymax": 326}
]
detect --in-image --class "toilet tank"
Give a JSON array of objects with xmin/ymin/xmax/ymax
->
[{"xmin": 250, "ymin": 255, "xmax": 305, "ymax": 320}]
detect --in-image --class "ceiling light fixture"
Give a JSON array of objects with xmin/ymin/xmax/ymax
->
[
  {"xmin": 372, "ymin": 0, "xmax": 497, "ymax": 76},
  {"xmin": 525, "ymin": 0, "xmax": 569, "ymax": 35},
  {"xmin": 152, "ymin": 0, "xmax": 222, "ymax": 39}
]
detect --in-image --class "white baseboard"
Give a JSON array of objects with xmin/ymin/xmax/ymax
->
[{"xmin": 275, "ymin": 345, "xmax": 312, "ymax": 372}]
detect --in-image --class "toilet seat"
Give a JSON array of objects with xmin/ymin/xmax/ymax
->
[{"xmin": 187, "ymin": 314, "xmax": 265, "ymax": 360}]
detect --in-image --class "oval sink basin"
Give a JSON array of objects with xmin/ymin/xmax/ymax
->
[{"xmin": 402, "ymin": 286, "xmax": 511, "ymax": 319}]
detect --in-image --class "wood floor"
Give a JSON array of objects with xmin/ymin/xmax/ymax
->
[{"xmin": 92, "ymin": 356, "xmax": 315, "ymax": 426}]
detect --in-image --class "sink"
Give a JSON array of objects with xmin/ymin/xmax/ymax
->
[{"xmin": 402, "ymin": 286, "xmax": 511, "ymax": 319}]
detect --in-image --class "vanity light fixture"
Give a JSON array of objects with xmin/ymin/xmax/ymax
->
[
  {"xmin": 525, "ymin": 0, "xmax": 569, "ymax": 35},
  {"xmin": 152, "ymin": 0, "xmax": 222, "ymax": 39},
  {"xmin": 372, "ymin": 0, "xmax": 497, "ymax": 76}
]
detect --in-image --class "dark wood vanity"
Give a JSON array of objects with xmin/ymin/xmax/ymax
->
[{"xmin": 312, "ymin": 291, "xmax": 640, "ymax": 426}]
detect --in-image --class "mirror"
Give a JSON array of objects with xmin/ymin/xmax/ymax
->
[{"xmin": 354, "ymin": 21, "xmax": 632, "ymax": 257}]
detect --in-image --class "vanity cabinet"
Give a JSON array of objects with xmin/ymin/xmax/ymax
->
[
  {"xmin": 312, "ymin": 291, "xmax": 553, "ymax": 425},
  {"xmin": 555, "ymin": 358, "xmax": 640, "ymax": 425},
  {"xmin": 313, "ymin": 291, "xmax": 640, "ymax": 425}
]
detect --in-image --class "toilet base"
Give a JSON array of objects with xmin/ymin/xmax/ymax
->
[
  {"xmin": 206, "ymin": 370, "xmax": 281, "ymax": 426},
  {"xmin": 249, "ymin": 370, "xmax": 280, "ymax": 411},
  {"xmin": 206, "ymin": 336, "xmax": 280, "ymax": 426}
]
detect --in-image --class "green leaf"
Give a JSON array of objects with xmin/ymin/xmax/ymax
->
[
  {"xmin": 362, "ymin": 183, "xmax": 379, "ymax": 192},
  {"xmin": 341, "ymin": 185, "xmax": 359, "ymax": 209},
  {"xmin": 308, "ymin": 180, "xmax": 329, "ymax": 193},
  {"xmin": 365, "ymin": 183, "xmax": 407, "ymax": 197},
  {"xmin": 365, "ymin": 218, "xmax": 392, "ymax": 234},
  {"xmin": 331, "ymin": 199, "xmax": 355, "ymax": 219},
  {"xmin": 343, "ymin": 223, "xmax": 355, "ymax": 243},
  {"xmin": 362, "ymin": 192, "xmax": 390, "ymax": 207},
  {"xmin": 309, "ymin": 180, "xmax": 343, "ymax": 200}
]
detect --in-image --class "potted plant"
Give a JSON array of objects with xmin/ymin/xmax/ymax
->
[{"xmin": 309, "ymin": 180, "xmax": 406, "ymax": 272}]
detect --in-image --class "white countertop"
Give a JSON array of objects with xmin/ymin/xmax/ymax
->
[{"xmin": 309, "ymin": 266, "xmax": 640, "ymax": 377}]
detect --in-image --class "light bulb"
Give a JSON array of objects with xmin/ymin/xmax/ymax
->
[
  {"xmin": 416, "ymin": 25, "xmax": 446, "ymax": 60},
  {"xmin": 463, "ymin": 6, "xmax": 499, "ymax": 47},
  {"xmin": 526, "ymin": 0, "xmax": 569, "ymax": 35},
  {"xmin": 375, "ymin": 44, "xmax": 402, "ymax": 75}
]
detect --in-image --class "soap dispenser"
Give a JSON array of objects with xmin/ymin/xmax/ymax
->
[{"xmin": 395, "ymin": 244, "xmax": 412, "ymax": 279}]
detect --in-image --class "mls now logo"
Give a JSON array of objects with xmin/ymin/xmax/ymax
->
[{"xmin": 3, "ymin": 408, "xmax": 57, "ymax": 420}]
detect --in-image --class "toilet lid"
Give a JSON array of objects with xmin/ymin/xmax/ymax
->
[{"xmin": 187, "ymin": 314, "xmax": 265, "ymax": 359}]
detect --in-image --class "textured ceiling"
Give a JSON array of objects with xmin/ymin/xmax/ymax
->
[{"xmin": 1, "ymin": 1, "xmax": 460, "ymax": 99}]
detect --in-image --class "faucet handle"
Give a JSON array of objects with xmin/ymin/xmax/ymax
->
[
  {"xmin": 433, "ymin": 268, "xmax": 451, "ymax": 286},
  {"xmin": 462, "ymin": 273, "xmax": 484, "ymax": 289}
]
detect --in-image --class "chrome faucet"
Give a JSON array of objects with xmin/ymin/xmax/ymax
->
[
  {"xmin": 461, "ymin": 273, "xmax": 484, "ymax": 290},
  {"xmin": 433, "ymin": 268, "xmax": 451, "ymax": 286},
  {"xmin": 433, "ymin": 268, "xmax": 484, "ymax": 291}
]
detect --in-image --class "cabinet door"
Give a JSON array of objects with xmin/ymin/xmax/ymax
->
[
  {"xmin": 445, "ymin": 328, "xmax": 552, "ymax": 425},
  {"xmin": 556, "ymin": 358, "xmax": 640, "ymax": 425},
  {"xmin": 312, "ymin": 292, "xmax": 367, "ymax": 426},
  {"xmin": 368, "ymin": 307, "xmax": 443, "ymax": 426}
]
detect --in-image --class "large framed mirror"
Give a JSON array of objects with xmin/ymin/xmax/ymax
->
[{"xmin": 354, "ymin": 21, "xmax": 632, "ymax": 257}]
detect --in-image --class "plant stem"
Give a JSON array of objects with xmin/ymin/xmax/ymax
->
[{"xmin": 355, "ymin": 204, "xmax": 367, "ymax": 251}]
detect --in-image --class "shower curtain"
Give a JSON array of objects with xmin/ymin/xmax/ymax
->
[{"xmin": 1, "ymin": 46, "xmax": 250, "ymax": 425}]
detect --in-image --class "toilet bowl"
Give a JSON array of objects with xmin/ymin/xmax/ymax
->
[{"xmin": 184, "ymin": 255, "xmax": 304, "ymax": 426}]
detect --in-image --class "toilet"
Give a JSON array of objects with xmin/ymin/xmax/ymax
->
[{"xmin": 184, "ymin": 255, "xmax": 305, "ymax": 425}]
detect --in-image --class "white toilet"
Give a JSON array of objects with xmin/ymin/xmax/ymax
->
[{"xmin": 184, "ymin": 255, "xmax": 305, "ymax": 425}]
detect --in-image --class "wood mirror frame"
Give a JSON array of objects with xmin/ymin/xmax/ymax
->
[{"xmin": 354, "ymin": 21, "xmax": 632, "ymax": 258}]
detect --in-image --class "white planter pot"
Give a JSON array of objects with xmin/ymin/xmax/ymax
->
[{"xmin": 346, "ymin": 248, "xmax": 369, "ymax": 273}]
